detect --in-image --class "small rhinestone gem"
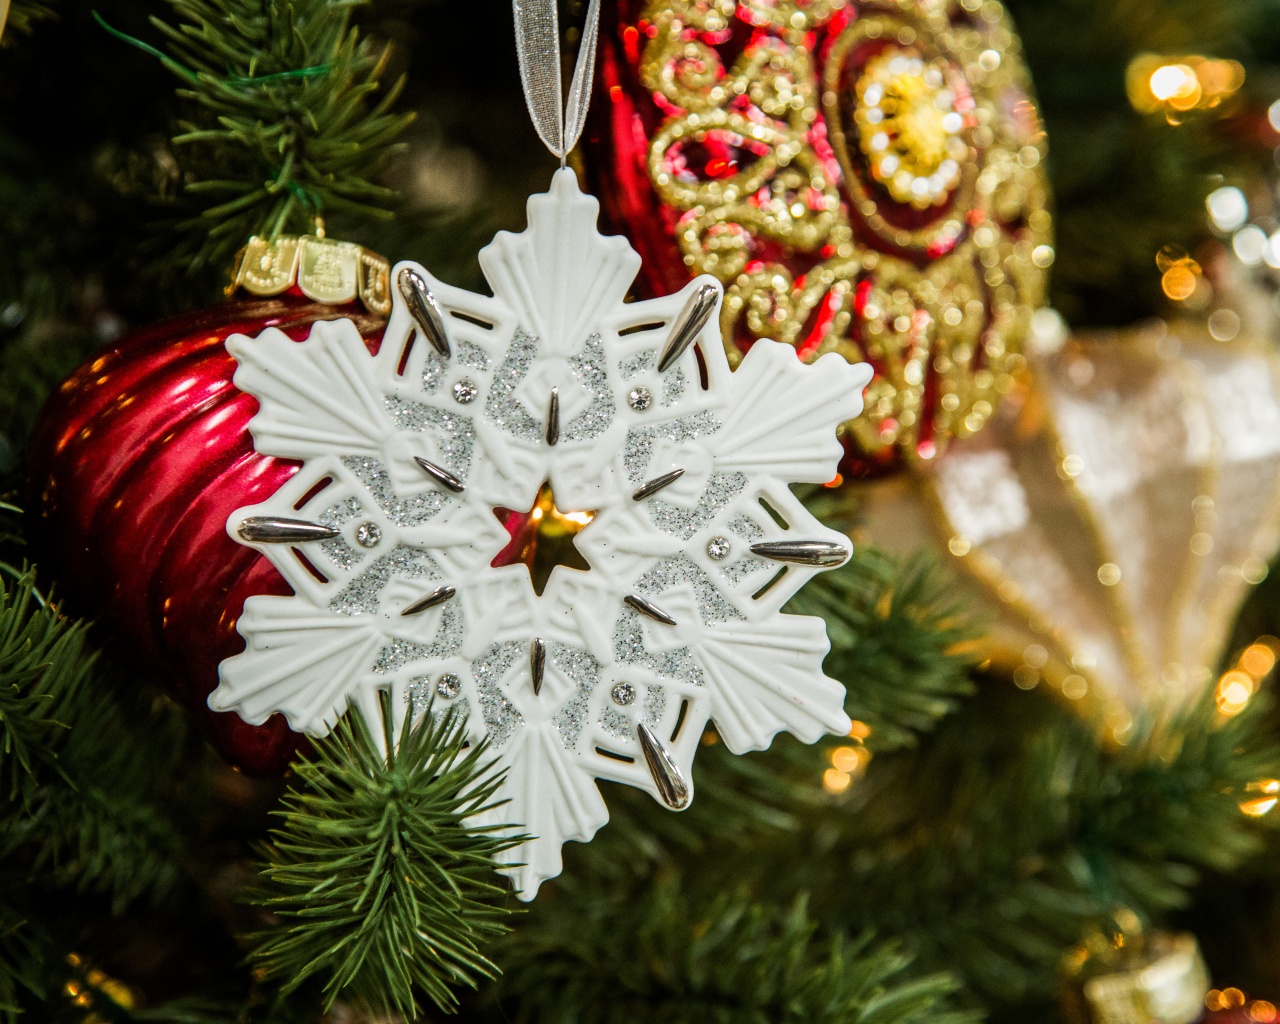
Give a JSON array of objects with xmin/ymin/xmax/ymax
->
[
  {"xmin": 453, "ymin": 379, "xmax": 479, "ymax": 404},
  {"xmin": 436, "ymin": 673, "xmax": 461, "ymax": 699},
  {"xmin": 706, "ymin": 536, "xmax": 731, "ymax": 560},
  {"xmin": 627, "ymin": 387, "xmax": 653, "ymax": 411},
  {"xmin": 355, "ymin": 521, "xmax": 382, "ymax": 548},
  {"xmin": 611, "ymin": 682, "xmax": 636, "ymax": 706}
]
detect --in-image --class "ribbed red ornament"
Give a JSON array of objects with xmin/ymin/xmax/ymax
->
[{"xmin": 26, "ymin": 294, "xmax": 387, "ymax": 774}]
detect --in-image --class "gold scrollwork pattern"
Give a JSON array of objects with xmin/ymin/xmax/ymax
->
[{"xmin": 638, "ymin": 0, "xmax": 1051, "ymax": 465}]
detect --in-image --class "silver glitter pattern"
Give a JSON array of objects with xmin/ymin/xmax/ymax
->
[
  {"xmin": 721, "ymin": 557, "xmax": 770, "ymax": 586},
  {"xmin": 319, "ymin": 496, "xmax": 366, "ymax": 571},
  {"xmin": 613, "ymin": 610, "xmax": 708, "ymax": 690},
  {"xmin": 623, "ymin": 411, "xmax": 722, "ymax": 482},
  {"xmin": 602, "ymin": 707, "xmax": 631, "ymax": 738},
  {"xmin": 473, "ymin": 641, "xmax": 525, "ymax": 749},
  {"xmin": 637, "ymin": 554, "xmax": 744, "ymax": 625},
  {"xmin": 371, "ymin": 601, "xmax": 463, "ymax": 674},
  {"xmin": 485, "ymin": 328, "xmax": 543, "ymax": 442},
  {"xmin": 642, "ymin": 684, "xmax": 669, "ymax": 727},
  {"xmin": 384, "ymin": 395, "xmax": 476, "ymax": 477},
  {"xmin": 405, "ymin": 677, "xmax": 471, "ymax": 730},
  {"xmin": 564, "ymin": 333, "xmax": 616, "ymax": 443},
  {"xmin": 421, "ymin": 348, "xmax": 448, "ymax": 395},
  {"xmin": 458, "ymin": 340, "xmax": 490, "ymax": 370},
  {"xmin": 329, "ymin": 545, "xmax": 440, "ymax": 616},
  {"xmin": 549, "ymin": 641, "xmax": 601, "ymax": 748},
  {"xmin": 343, "ymin": 455, "xmax": 449, "ymax": 527},
  {"xmin": 619, "ymin": 351, "xmax": 654, "ymax": 379},
  {"xmin": 662, "ymin": 366, "xmax": 686, "ymax": 407},
  {"xmin": 648, "ymin": 471, "xmax": 748, "ymax": 539},
  {"xmin": 727, "ymin": 514, "xmax": 765, "ymax": 541}
]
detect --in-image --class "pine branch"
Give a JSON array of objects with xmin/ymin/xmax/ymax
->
[
  {"xmin": 0, "ymin": 571, "xmax": 93, "ymax": 800},
  {"xmin": 247, "ymin": 704, "xmax": 520, "ymax": 1019},
  {"xmin": 800, "ymin": 686, "xmax": 1280, "ymax": 1006},
  {"xmin": 787, "ymin": 548, "xmax": 979, "ymax": 752},
  {"xmin": 114, "ymin": 0, "xmax": 414, "ymax": 273},
  {"xmin": 484, "ymin": 879, "xmax": 976, "ymax": 1024},
  {"xmin": 0, "ymin": 898, "xmax": 46, "ymax": 1024}
]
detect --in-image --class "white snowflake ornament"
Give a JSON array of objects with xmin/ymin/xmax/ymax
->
[{"xmin": 210, "ymin": 169, "xmax": 874, "ymax": 898}]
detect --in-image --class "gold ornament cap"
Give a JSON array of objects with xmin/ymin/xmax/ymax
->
[
  {"xmin": 229, "ymin": 234, "xmax": 391, "ymax": 315},
  {"xmin": 1061, "ymin": 930, "xmax": 1210, "ymax": 1024}
]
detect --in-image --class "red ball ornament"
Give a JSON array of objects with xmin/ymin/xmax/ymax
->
[
  {"xmin": 583, "ymin": 0, "xmax": 1052, "ymax": 475},
  {"xmin": 27, "ymin": 276, "xmax": 388, "ymax": 773}
]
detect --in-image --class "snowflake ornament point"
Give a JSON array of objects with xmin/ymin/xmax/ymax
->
[{"xmin": 211, "ymin": 169, "xmax": 871, "ymax": 898}]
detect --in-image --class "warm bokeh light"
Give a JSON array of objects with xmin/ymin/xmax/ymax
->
[
  {"xmin": 1240, "ymin": 779, "xmax": 1280, "ymax": 817},
  {"xmin": 1241, "ymin": 642, "xmax": 1277, "ymax": 679},
  {"xmin": 1149, "ymin": 63, "xmax": 1199, "ymax": 106},
  {"xmin": 830, "ymin": 746, "xmax": 860, "ymax": 773},
  {"xmin": 1217, "ymin": 670, "xmax": 1255, "ymax": 715},
  {"xmin": 1161, "ymin": 262, "xmax": 1200, "ymax": 301},
  {"xmin": 1218, "ymin": 636, "xmax": 1279, "ymax": 719},
  {"xmin": 1127, "ymin": 53, "xmax": 1245, "ymax": 118},
  {"xmin": 823, "ymin": 768, "xmax": 852, "ymax": 794}
]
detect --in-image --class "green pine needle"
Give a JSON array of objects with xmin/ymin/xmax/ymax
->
[
  {"xmin": 116, "ymin": 0, "xmax": 415, "ymax": 274},
  {"xmin": 809, "ymin": 686, "xmax": 1280, "ymax": 1005},
  {"xmin": 488, "ymin": 880, "xmax": 977, "ymax": 1024},
  {"xmin": 0, "ymin": 570, "xmax": 94, "ymax": 799},
  {"xmin": 247, "ymin": 704, "xmax": 521, "ymax": 1019},
  {"xmin": 788, "ymin": 547, "xmax": 980, "ymax": 752}
]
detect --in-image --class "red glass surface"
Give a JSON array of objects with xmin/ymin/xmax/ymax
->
[{"xmin": 26, "ymin": 294, "xmax": 387, "ymax": 775}]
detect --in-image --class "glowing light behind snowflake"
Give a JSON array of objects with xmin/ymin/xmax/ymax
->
[{"xmin": 210, "ymin": 170, "xmax": 874, "ymax": 898}]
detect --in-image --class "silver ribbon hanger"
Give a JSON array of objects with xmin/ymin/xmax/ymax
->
[{"xmin": 513, "ymin": 0, "xmax": 603, "ymax": 166}]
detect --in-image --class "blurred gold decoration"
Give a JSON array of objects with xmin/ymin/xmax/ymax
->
[
  {"xmin": 638, "ymin": 0, "xmax": 1051, "ymax": 465},
  {"xmin": 1240, "ymin": 777, "xmax": 1280, "ymax": 817},
  {"xmin": 1215, "ymin": 637, "xmax": 1278, "ymax": 718},
  {"xmin": 63, "ymin": 953, "xmax": 136, "ymax": 1023},
  {"xmin": 1205, "ymin": 988, "xmax": 1280, "ymax": 1021},
  {"xmin": 1157, "ymin": 246, "xmax": 1204, "ymax": 303},
  {"xmin": 1061, "ymin": 928, "xmax": 1210, "ymax": 1024},
  {"xmin": 1127, "ymin": 53, "xmax": 1246, "ymax": 119},
  {"xmin": 860, "ymin": 315, "xmax": 1280, "ymax": 715}
]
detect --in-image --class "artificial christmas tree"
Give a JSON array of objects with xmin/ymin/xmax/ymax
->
[{"xmin": 7, "ymin": 0, "xmax": 1280, "ymax": 1022}]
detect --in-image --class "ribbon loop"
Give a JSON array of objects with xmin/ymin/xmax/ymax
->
[{"xmin": 513, "ymin": 0, "xmax": 602, "ymax": 163}]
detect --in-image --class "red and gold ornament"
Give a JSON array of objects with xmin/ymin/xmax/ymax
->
[
  {"xmin": 26, "ymin": 236, "xmax": 392, "ymax": 773},
  {"xmin": 586, "ymin": 0, "xmax": 1052, "ymax": 473}
]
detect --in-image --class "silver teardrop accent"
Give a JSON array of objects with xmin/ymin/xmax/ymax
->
[
  {"xmin": 401, "ymin": 585, "xmax": 457, "ymax": 616},
  {"xmin": 531, "ymin": 637, "xmax": 546, "ymax": 696},
  {"xmin": 237, "ymin": 517, "xmax": 339, "ymax": 544},
  {"xmin": 624, "ymin": 594, "xmax": 677, "ymax": 626},
  {"xmin": 657, "ymin": 282, "xmax": 718, "ymax": 373},
  {"xmin": 749, "ymin": 540, "xmax": 850, "ymax": 567},
  {"xmin": 397, "ymin": 267, "xmax": 451, "ymax": 358},
  {"xmin": 631, "ymin": 467, "xmax": 685, "ymax": 502},
  {"xmin": 637, "ymin": 722, "xmax": 690, "ymax": 809},
  {"xmin": 546, "ymin": 388, "xmax": 560, "ymax": 446},
  {"xmin": 414, "ymin": 456, "xmax": 465, "ymax": 494}
]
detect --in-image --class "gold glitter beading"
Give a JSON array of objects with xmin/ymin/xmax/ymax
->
[{"xmin": 637, "ymin": 0, "xmax": 1051, "ymax": 464}]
